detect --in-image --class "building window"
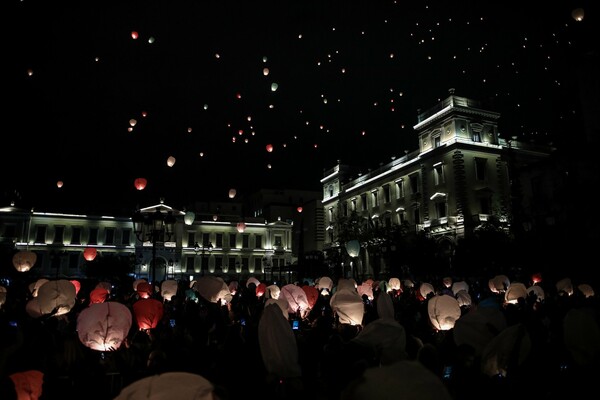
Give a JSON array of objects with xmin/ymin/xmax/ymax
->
[
  {"xmin": 328, "ymin": 207, "xmax": 333, "ymax": 224},
  {"xmin": 242, "ymin": 257, "xmax": 249, "ymax": 270},
  {"xmin": 68, "ymin": 227, "xmax": 80, "ymax": 244},
  {"xmin": 274, "ymin": 235, "xmax": 283, "ymax": 248},
  {"xmin": 434, "ymin": 135, "xmax": 441, "ymax": 148},
  {"xmin": 188, "ymin": 232, "xmax": 196, "ymax": 247},
  {"xmin": 472, "ymin": 131, "xmax": 481, "ymax": 142},
  {"xmin": 254, "ymin": 257, "xmax": 262, "ymax": 272},
  {"xmin": 229, "ymin": 234, "xmax": 237, "ymax": 248},
  {"xmin": 242, "ymin": 234, "xmax": 249, "ymax": 248},
  {"xmin": 121, "ymin": 229, "xmax": 131, "ymax": 245},
  {"xmin": 475, "ymin": 158, "xmax": 487, "ymax": 181},
  {"xmin": 384, "ymin": 214, "xmax": 392, "ymax": 228},
  {"xmin": 216, "ymin": 233, "xmax": 223, "ymax": 248},
  {"xmin": 351, "ymin": 198, "xmax": 357, "ymax": 211},
  {"xmin": 409, "ymin": 174, "xmax": 419, "ymax": 194},
  {"xmin": 35, "ymin": 226, "xmax": 46, "ymax": 243},
  {"xmin": 69, "ymin": 253, "xmax": 79, "ymax": 269},
  {"xmin": 215, "ymin": 256, "xmax": 223, "ymax": 271},
  {"xmin": 104, "ymin": 228, "xmax": 115, "ymax": 245},
  {"xmin": 371, "ymin": 190, "xmax": 379, "ymax": 207},
  {"xmin": 435, "ymin": 201, "xmax": 447, "ymax": 219},
  {"xmin": 53, "ymin": 226, "xmax": 64, "ymax": 244},
  {"xmin": 395, "ymin": 180, "xmax": 404, "ymax": 198},
  {"xmin": 255, "ymin": 235, "xmax": 262, "ymax": 249},
  {"xmin": 480, "ymin": 197, "xmax": 492, "ymax": 214},
  {"xmin": 186, "ymin": 256, "xmax": 195, "ymax": 272},
  {"xmin": 413, "ymin": 207, "xmax": 420, "ymax": 224},
  {"xmin": 434, "ymin": 163, "xmax": 444, "ymax": 186},
  {"xmin": 343, "ymin": 202, "xmax": 348, "ymax": 217},
  {"xmin": 88, "ymin": 228, "xmax": 98, "ymax": 245},
  {"xmin": 397, "ymin": 211, "xmax": 405, "ymax": 224},
  {"xmin": 328, "ymin": 185, "xmax": 334, "ymax": 197},
  {"xmin": 361, "ymin": 193, "xmax": 367, "ymax": 210},
  {"xmin": 202, "ymin": 233, "xmax": 210, "ymax": 247},
  {"xmin": 383, "ymin": 185, "xmax": 391, "ymax": 203},
  {"xmin": 228, "ymin": 257, "xmax": 236, "ymax": 269}
]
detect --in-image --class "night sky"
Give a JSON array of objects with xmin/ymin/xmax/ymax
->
[{"xmin": 2, "ymin": 0, "xmax": 598, "ymax": 215}]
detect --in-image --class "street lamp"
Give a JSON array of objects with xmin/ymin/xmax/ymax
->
[
  {"xmin": 194, "ymin": 241, "xmax": 213, "ymax": 276},
  {"xmin": 133, "ymin": 209, "xmax": 175, "ymax": 286}
]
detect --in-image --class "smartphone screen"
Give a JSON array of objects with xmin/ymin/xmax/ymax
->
[
  {"xmin": 169, "ymin": 319, "xmax": 176, "ymax": 328},
  {"xmin": 292, "ymin": 320, "xmax": 299, "ymax": 330}
]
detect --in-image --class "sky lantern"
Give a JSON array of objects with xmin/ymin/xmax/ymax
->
[
  {"xmin": 504, "ymin": 282, "xmax": 527, "ymax": 304},
  {"xmin": 236, "ymin": 222, "xmax": 246, "ymax": 233},
  {"xmin": 131, "ymin": 31, "xmax": 139, "ymax": 39},
  {"xmin": 77, "ymin": 302, "xmax": 132, "ymax": 351},
  {"xmin": 297, "ymin": 206, "xmax": 303, "ymax": 213},
  {"xmin": 29, "ymin": 279, "xmax": 49, "ymax": 297},
  {"xmin": 70, "ymin": 279, "xmax": 81, "ymax": 296},
  {"xmin": 556, "ymin": 277, "xmax": 573, "ymax": 296},
  {"xmin": 161, "ymin": 280, "xmax": 178, "ymax": 301},
  {"xmin": 212, "ymin": 214, "xmax": 218, "ymax": 221},
  {"xmin": 167, "ymin": 156, "xmax": 176, "ymax": 167},
  {"xmin": 137, "ymin": 282, "xmax": 153, "ymax": 299},
  {"xmin": 531, "ymin": 272, "xmax": 542, "ymax": 284},
  {"xmin": 263, "ymin": 67, "xmax": 269, "ymax": 76},
  {"xmin": 90, "ymin": 288, "xmax": 109, "ymax": 304},
  {"xmin": 428, "ymin": 294, "xmax": 461, "ymax": 331},
  {"xmin": 115, "ymin": 372, "xmax": 215, "ymax": 400},
  {"xmin": 572, "ymin": 8, "xmax": 584, "ymax": 21},
  {"xmin": 129, "ymin": 118, "xmax": 137, "ymax": 127},
  {"xmin": 184, "ymin": 211, "xmax": 195, "ymax": 225},
  {"xmin": 9, "ymin": 370, "xmax": 44, "ymax": 400},
  {"xmin": 346, "ymin": 240, "xmax": 360, "ymax": 257},
  {"xmin": 133, "ymin": 298, "xmax": 164, "ymax": 330},
  {"xmin": 262, "ymin": 56, "xmax": 268, "ymax": 62},
  {"xmin": 0, "ymin": 286, "xmax": 7, "ymax": 309},
  {"xmin": 134, "ymin": 177, "xmax": 147, "ymax": 191},
  {"xmin": 57, "ymin": 180, "xmax": 64, "ymax": 188},
  {"xmin": 271, "ymin": 82, "xmax": 278, "ymax": 92},
  {"xmin": 83, "ymin": 247, "xmax": 97, "ymax": 261},
  {"xmin": 266, "ymin": 144, "xmax": 273, "ymax": 152},
  {"xmin": 37, "ymin": 279, "xmax": 77, "ymax": 316},
  {"xmin": 12, "ymin": 250, "xmax": 37, "ymax": 272},
  {"xmin": 577, "ymin": 283, "xmax": 595, "ymax": 298},
  {"xmin": 228, "ymin": 188, "xmax": 236, "ymax": 198}
]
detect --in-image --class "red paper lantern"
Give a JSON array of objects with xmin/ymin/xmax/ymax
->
[
  {"xmin": 297, "ymin": 206, "xmax": 303, "ymax": 213},
  {"xmin": 134, "ymin": 178, "xmax": 147, "ymax": 191},
  {"xmin": 236, "ymin": 222, "xmax": 246, "ymax": 233},
  {"xmin": 266, "ymin": 144, "xmax": 273, "ymax": 152},
  {"xmin": 83, "ymin": 247, "xmax": 97, "ymax": 261},
  {"xmin": 133, "ymin": 298, "xmax": 164, "ymax": 330}
]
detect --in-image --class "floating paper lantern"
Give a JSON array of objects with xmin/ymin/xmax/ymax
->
[
  {"xmin": 270, "ymin": 82, "xmax": 278, "ymax": 92},
  {"xmin": 70, "ymin": 280, "xmax": 81, "ymax": 296},
  {"xmin": 455, "ymin": 290, "xmax": 472, "ymax": 307},
  {"xmin": 451, "ymin": 281, "xmax": 469, "ymax": 295},
  {"xmin": 531, "ymin": 272, "xmax": 542, "ymax": 284},
  {"xmin": 256, "ymin": 282, "xmax": 267, "ymax": 298},
  {"xmin": 115, "ymin": 372, "xmax": 215, "ymax": 400},
  {"xmin": 37, "ymin": 279, "xmax": 77, "ymax": 316},
  {"xmin": 13, "ymin": 250, "xmax": 37, "ymax": 272},
  {"xmin": 77, "ymin": 302, "xmax": 132, "ymax": 351},
  {"xmin": 556, "ymin": 277, "xmax": 573, "ymax": 296},
  {"xmin": 346, "ymin": 240, "xmax": 360, "ymax": 257},
  {"xmin": 572, "ymin": 8, "xmax": 584, "ymax": 21},
  {"xmin": 90, "ymin": 288, "xmax": 109, "ymax": 304},
  {"xmin": 137, "ymin": 282, "xmax": 153, "ymax": 299},
  {"xmin": 281, "ymin": 284, "xmax": 310, "ymax": 315},
  {"xmin": 297, "ymin": 206, "xmax": 303, "ymax": 213},
  {"xmin": 57, "ymin": 180, "xmax": 64, "ymax": 188},
  {"xmin": 83, "ymin": 247, "xmax": 97, "ymax": 261},
  {"xmin": 266, "ymin": 144, "xmax": 273, "ymax": 152},
  {"xmin": 167, "ymin": 156, "xmax": 176, "ymax": 167},
  {"xmin": 236, "ymin": 222, "xmax": 246, "ymax": 233},
  {"xmin": 212, "ymin": 214, "xmax": 218, "ymax": 221},
  {"xmin": 131, "ymin": 31, "xmax": 139, "ymax": 39},
  {"xmin": 133, "ymin": 279, "xmax": 147, "ymax": 291},
  {"xmin": 228, "ymin": 188, "xmax": 237, "ymax": 198},
  {"xmin": 194, "ymin": 276, "xmax": 233, "ymax": 304},
  {"xmin": 442, "ymin": 277, "xmax": 452, "ymax": 288},
  {"xmin": 133, "ymin": 298, "xmax": 164, "ymax": 330},
  {"xmin": 388, "ymin": 278, "xmax": 401, "ymax": 291},
  {"xmin": 316, "ymin": 276, "xmax": 333, "ymax": 292},
  {"xmin": 577, "ymin": 283, "xmax": 595, "ymax": 298},
  {"xmin": 428, "ymin": 294, "xmax": 461, "ymax": 331},
  {"xmin": 161, "ymin": 280, "xmax": 178, "ymax": 301},
  {"xmin": 134, "ymin": 177, "xmax": 147, "ymax": 190},
  {"xmin": 489, "ymin": 274, "xmax": 510, "ymax": 293},
  {"xmin": 184, "ymin": 211, "xmax": 195, "ymax": 225},
  {"xmin": 505, "ymin": 282, "xmax": 527, "ymax": 304},
  {"xmin": 263, "ymin": 67, "xmax": 269, "ymax": 76},
  {"xmin": 129, "ymin": 118, "xmax": 137, "ymax": 127},
  {"xmin": 29, "ymin": 279, "xmax": 48, "ymax": 297},
  {"xmin": 330, "ymin": 287, "xmax": 365, "ymax": 326},
  {"xmin": 526, "ymin": 285, "xmax": 545, "ymax": 302},
  {"xmin": 357, "ymin": 282, "xmax": 374, "ymax": 301},
  {"xmin": 419, "ymin": 282, "xmax": 435, "ymax": 299},
  {"xmin": 302, "ymin": 285, "xmax": 318, "ymax": 309}
]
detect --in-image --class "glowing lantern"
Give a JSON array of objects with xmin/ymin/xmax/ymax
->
[
  {"xmin": 256, "ymin": 282, "xmax": 267, "ymax": 297},
  {"xmin": 526, "ymin": 285, "xmax": 545, "ymax": 302},
  {"xmin": 29, "ymin": 279, "xmax": 48, "ymax": 297},
  {"xmin": 129, "ymin": 118, "xmax": 137, "ymax": 127},
  {"xmin": 57, "ymin": 180, "xmax": 64, "ymax": 188},
  {"xmin": 134, "ymin": 177, "xmax": 147, "ymax": 190},
  {"xmin": 577, "ymin": 283, "xmax": 594, "ymax": 298},
  {"xmin": 167, "ymin": 156, "xmax": 176, "ymax": 167},
  {"xmin": 137, "ymin": 282, "xmax": 153, "ymax": 299},
  {"xmin": 455, "ymin": 290, "xmax": 472, "ymax": 307},
  {"xmin": 480, "ymin": 323, "xmax": 531, "ymax": 377},
  {"xmin": 133, "ymin": 279, "xmax": 147, "ymax": 291},
  {"xmin": 247, "ymin": 277, "xmax": 260, "ymax": 288},
  {"xmin": 442, "ymin": 277, "xmax": 452, "ymax": 288},
  {"xmin": 330, "ymin": 286, "xmax": 365, "ymax": 325},
  {"xmin": 70, "ymin": 280, "xmax": 81, "ymax": 296},
  {"xmin": 357, "ymin": 281, "xmax": 374, "ymax": 301},
  {"xmin": 184, "ymin": 211, "xmax": 195, "ymax": 225},
  {"xmin": 266, "ymin": 143, "xmax": 273, "ymax": 152},
  {"xmin": 236, "ymin": 222, "xmax": 246, "ymax": 233},
  {"xmin": 10, "ymin": 370, "xmax": 44, "ymax": 400},
  {"xmin": 131, "ymin": 31, "xmax": 139, "ymax": 39},
  {"xmin": 489, "ymin": 274, "xmax": 510, "ymax": 293},
  {"xmin": 346, "ymin": 240, "xmax": 360, "ymax": 257},
  {"xmin": 297, "ymin": 206, "xmax": 303, "ymax": 213},
  {"xmin": 37, "ymin": 279, "xmax": 77, "ymax": 316},
  {"xmin": 419, "ymin": 282, "xmax": 435, "ymax": 299},
  {"xmin": 428, "ymin": 294, "xmax": 461, "ymax": 331},
  {"xmin": 77, "ymin": 302, "xmax": 132, "ymax": 351},
  {"xmin": 161, "ymin": 280, "xmax": 178, "ymax": 301},
  {"xmin": 572, "ymin": 8, "xmax": 584, "ymax": 21},
  {"xmin": 96, "ymin": 281, "xmax": 112, "ymax": 293},
  {"xmin": 133, "ymin": 298, "xmax": 164, "ymax": 330},
  {"xmin": 556, "ymin": 277, "xmax": 573, "ymax": 296},
  {"xmin": 281, "ymin": 284, "xmax": 310, "ymax": 315},
  {"xmin": 266, "ymin": 284, "xmax": 281, "ymax": 299},
  {"xmin": 531, "ymin": 272, "xmax": 542, "ymax": 284},
  {"xmin": 302, "ymin": 285, "xmax": 319, "ymax": 310},
  {"xmin": 505, "ymin": 282, "xmax": 527, "ymax": 304},
  {"xmin": 194, "ymin": 276, "xmax": 233, "ymax": 304},
  {"xmin": 12, "ymin": 250, "xmax": 37, "ymax": 272},
  {"xmin": 83, "ymin": 247, "xmax": 97, "ymax": 261},
  {"xmin": 270, "ymin": 82, "xmax": 278, "ymax": 92},
  {"xmin": 228, "ymin": 188, "xmax": 237, "ymax": 198},
  {"xmin": 388, "ymin": 278, "xmax": 401, "ymax": 291},
  {"xmin": 451, "ymin": 281, "xmax": 469, "ymax": 295},
  {"xmin": 90, "ymin": 288, "xmax": 109, "ymax": 304},
  {"xmin": 212, "ymin": 214, "xmax": 218, "ymax": 221},
  {"xmin": 115, "ymin": 372, "xmax": 215, "ymax": 400},
  {"xmin": 263, "ymin": 67, "xmax": 269, "ymax": 76},
  {"xmin": 316, "ymin": 276, "xmax": 333, "ymax": 292}
]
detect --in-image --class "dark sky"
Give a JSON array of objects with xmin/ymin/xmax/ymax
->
[{"xmin": 2, "ymin": 0, "xmax": 598, "ymax": 214}]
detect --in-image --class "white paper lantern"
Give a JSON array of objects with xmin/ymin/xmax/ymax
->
[
  {"xmin": 194, "ymin": 276, "xmax": 233, "ymax": 304},
  {"xmin": 388, "ymin": 277, "xmax": 401, "ymax": 291},
  {"xmin": 161, "ymin": 280, "xmax": 178, "ymax": 301},
  {"xmin": 37, "ymin": 279, "xmax": 77, "ymax": 316},
  {"xmin": 330, "ymin": 288, "xmax": 364, "ymax": 325},
  {"xmin": 77, "ymin": 302, "xmax": 132, "ymax": 351},
  {"xmin": 346, "ymin": 240, "xmax": 360, "ymax": 257},
  {"xmin": 419, "ymin": 282, "xmax": 435, "ymax": 299},
  {"xmin": 183, "ymin": 211, "xmax": 195, "ymax": 225},
  {"xmin": 115, "ymin": 372, "xmax": 214, "ymax": 400},
  {"xmin": 428, "ymin": 294, "xmax": 461, "ymax": 331},
  {"xmin": 280, "ymin": 284, "xmax": 310, "ymax": 315},
  {"xmin": 166, "ymin": 156, "xmax": 176, "ymax": 167},
  {"xmin": 451, "ymin": 281, "xmax": 469, "ymax": 295},
  {"xmin": 12, "ymin": 250, "xmax": 37, "ymax": 272},
  {"xmin": 489, "ymin": 274, "xmax": 510, "ymax": 293},
  {"xmin": 577, "ymin": 283, "xmax": 594, "ymax": 298},
  {"xmin": 526, "ymin": 284, "xmax": 545, "ymax": 302},
  {"xmin": 504, "ymin": 282, "xmax": 527, "ymax": 304},
  {"xmin": 556, "ymin": 277, "xmax": 573, "ymax": 296},
  {"xmin": 29, "ymin": 278, "xmax": 49, "ymax": 297}
]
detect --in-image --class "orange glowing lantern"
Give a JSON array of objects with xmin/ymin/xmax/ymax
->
[
  {"xmin": 57, "ymin": 180, "xmax": 64, "ymax": 188},
  {"xmin": 133, "ymin": 298, "xmax": 164, "ymax": 330},
  {"xmin": 228, "ymin": 188, "xmax": 237, "ymax": 198},
  {"xmin": 137, "ymin": 282, "xmax": 153, "ymax": 299},
  {"xmin": 167, "ymin": 156, "xmax": 176, "ymax": 167},
  {"xmin": 236, "ymin": 222, "xmax": 246, "ymax": 233},
  {"xmin": 531, "ymin": 272, "xmax": 542, "ymax": 284},
  {"xmin": 90, "ymin": 288, "xmax": 109, "ymax": 304},
  {"xmin": 70, "ymin": 279, "xmax": 81, "ymax": 296},
  {"xmin": 83, "ymin": 247, "xmax": 97, "ymax": 261},
  {"xmin": 572, "ymin": 8, "xmax": 584, "ymax": 21},
  {"xmin": 129, "ymin": 118, "xmax": 137, "ymax": 127},
  {"xmin": 134, "ymin": 177, "xmax": 147, "ymax": 190},
  {"xmin": 131, "ymin": 31, "xmax": 139, "ymax": 39},
  {"xmin": 12, "ymin": 250, "xmax": 37, "ymax": 272},
  {"xmin": 263, "ymin": 67, "xmax": 269, "ymax": 76}
]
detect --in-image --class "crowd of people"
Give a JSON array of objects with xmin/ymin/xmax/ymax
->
[{"xmin": 1, "ymin": 270, "xmax": 599, "ymax": 400}]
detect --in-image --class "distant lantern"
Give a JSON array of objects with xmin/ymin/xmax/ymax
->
[
  {"xmin": 129, "ymin": 119, "xmax": 137, "ymax": 127},
  {"xmin": 297, "ymin": 206, "xmax": 303, "ymax": 213},
  {"xmin": 266, "ymin": 144, "xmax": 273, "ymax": 152},
  {"xmin": 134, "ymin": 177, "xmax": 147, "ymax": 191},
  {"xmin": 184, "ymin": 211, "xmax": 195, "ymax": 225},
  {"xmin": 263, "ymin": 67, "xmax": 270, "ymax": 76},
  {"xmin": 228, "ymin": 188, "xmax": 237, "ymax": 199},
  {"xmin": 271, "ymin": 83, "xmax": 278, "ymax": 92},
  {"xmin": 346, "ymin": 240, "xmax": 360, "ymax": 257},
  {"xmin": 142, "ymin": 111, "xmax": 148, "ymax": 117},
  {"xmin": 56, "ymin": 181, "xmax": 64, "ymax": 188},
  {"xmin": 262, "ymin": 56, "xmax": 268, "ymax": 62},
  {"xmin": 237, "ymin": 222, "xmax": 246, "ymax": 233},
  {"xmin": 131, "ymin": 31, "xmax": 139, "ymax": 39},
  {"xmin": 77, "ymin": 302, "xmax": 132, "ymax": 351},
  {"xmin": 167, "ymin": 156, "xmax": 176, "ymax": 167},
  {"xmin": 83, "ymin": 247, "xmax": 97, "ymax": 261},
  {"xmin": 572, "ymin": 8, "xmax": 584, "ymax": 21},
  {"xmin": 212, "ymin": 214, "xmax": 218, "ymax": 221},
  {"xmin": 13, "ymin": 250, "xmax": 37, "ymax": 272}
]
